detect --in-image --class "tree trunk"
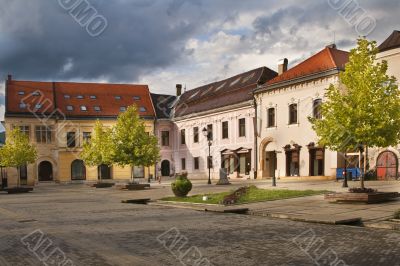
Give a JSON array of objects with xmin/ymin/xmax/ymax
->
[
  {"xmin": 99, "ymin": 165, "xmax": 102, "ymax": 183},
  {"xmin": 17, "ymin": 166, "xmax": 20, "ymax": 188},
  {"xmin": 360, "ymin": 146, "xmax": 365, "ymax": 190}
]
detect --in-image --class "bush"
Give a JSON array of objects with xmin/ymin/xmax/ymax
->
[
  {"xmin": 364, "ymin": 169, "xmax": 377, "ymax": 181},
  {"xmin": 171, "ymin": 172, "xmax": 192, "ymax": 197},
  {"xmin": 394, "ymin": 210, "xmax": 400, "ymax": 219}
]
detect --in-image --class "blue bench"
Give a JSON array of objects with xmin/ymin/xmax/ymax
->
[{"xmin": 336, "ymin": 168, "xmax": 362, "ymax": 181}]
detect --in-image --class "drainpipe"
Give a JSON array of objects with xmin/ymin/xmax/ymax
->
[{"xmin": 253, "ymin": 96, "xmax": 258, "ymax": 179}]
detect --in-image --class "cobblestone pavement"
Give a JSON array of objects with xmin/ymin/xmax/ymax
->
[{"xmin": 0, "ymin": 184, "xmax": 399, "ymax": 266}]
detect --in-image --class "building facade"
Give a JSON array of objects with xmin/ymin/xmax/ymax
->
[
  {"xmin": 157, "ymin": 67, "xmax": 277, "ymax": 180},
  {"xmin": 4, "ymin": 78, "xmax": 156, "ymax": 186},
  {"xmin": 254, "ymin": 45, "xmax": 349, "ymax": 180}
]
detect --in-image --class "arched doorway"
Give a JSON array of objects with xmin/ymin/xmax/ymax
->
[
  {"xmin": 161, "ymin": 160, "xmax": 170, "ymax": 177},
  {"xmin": 39, "ymin": 161, "xmax": 53, "ymax": 181},
  {"xmin": 259, "ymin": 137, "xmax": 275, "ymax": 178},
  {"xmin": 376, "ymin": 151, "xmax": 398, "ymax": 180},
  {"xmin": 98, "ymin": 164, "xmax": 112, "ymax": 180},
  {"xmin": 71, "ymin": 160, "xmax": 86, "ymax": 180}
]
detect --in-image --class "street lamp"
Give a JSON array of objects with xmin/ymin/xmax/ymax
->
[
  {"xmin": 202, "ymin": 127, "xmax": 212, "ymax": 185},
  {"xmin": 343, "ymin": 152, "xmax": 348, "ymax": 188}
]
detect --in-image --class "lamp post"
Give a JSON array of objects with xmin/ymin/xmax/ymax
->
[
  {"xmin": 202, "ymin": 127, "xmax": 212, "ymax": 185},
  {"xmin": 343, "ymin": 152, "xmax": 348, "ymax": 188}
]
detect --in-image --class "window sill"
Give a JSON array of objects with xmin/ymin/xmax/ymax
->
[
  {"xmin": 266, "ymin": 126, "xmax": 277, "ymax": 131},
  {"xmin": 287, "ymin": 123, "xmax": 299, "ymax": 128}
]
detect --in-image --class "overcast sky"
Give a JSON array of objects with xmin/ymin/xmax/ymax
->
[{"xmin": 0, "ymin": 0, "xmax": 399, "ymax": 120}]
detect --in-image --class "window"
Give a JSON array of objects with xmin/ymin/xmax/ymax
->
[
  {"xmin": 161, "ymin": 131, "xmax": 170, "ymax": 146},
  {"xmin": 207, "ymin": 124, "xmax": 213, "ymax": 140},
  {"xmin": 64, "ymin": 95, "xmax": 71, "ymax": 99},
  {"xmin": 267, "ymin": 108, "xmax": 276, "ymax": 128},
  {"xmin": 120, "ymin": 106, "xmax": 127, "ymax": 112},
  {"xmin": 139, "ymin": 107, "xmax": 147, "ymax": 112},
  {"xmin": 194, "ymin": 157, "xmax": 199, "ymax": 170},
  {"xmin": 80, "ymin": 105, "xmax": 87, "ymax": 111},
  {"xmin": 32, "ymin": 91, "xmax": 40, "ymax": 96},
  {"xmin": 90, "ymin": 95, "xmax": 97, "ymax": 99},
  {"xmin": 76, "ymin": 95, "xmax": 84, "ymax": 99},
  {"xmin": 94, "ymin": 106, "xmax": 101, "ymax": 112},
  {"xmin": 18, "ymin": 91, "xmax": 25, "ymax": 95},
  {"xmin": 35, "ymin": 126, "xmax": 53, "ymax": 144},
  {"xmin": 67, "ymin": 132, "xmax": 76, "ymax": 148},
  {"xmin": 285, "ymin": 145, "xmax": 300, "ymax": 176},
  {"xmin": 193, "ymin": 127, "xmax": 199, "ymax": 143},
  {"xmin": 115, "ymin": 96, "xmax": 121, "ymax": 100},
  {"xmin": 180, "ymin": 129, "xmax": 186, "ymax": 145},
  {"xmin": 35, "ymin": 104, "xmax": 42, "ymax": 109},
  {"xmin": 289, "ymin": 104, "xmax": 298, "ymax": 124},
  {"xmin": 222, "ymin": 121, "xmax": 229, "ymax": 139},
  {"xmin": 181, "ymin": 158, "xmax": 186, "ymax": 171},
  {"xmin": 239, "ymin": 118, "xmax": 246, "ymax": 137},
  {"xmin": 17, "ymin": 125, "xmax": 30, "ymax": 139},
  {"xmin": 133, "ymin": 96, "xmax": 141, "ymax": 100},
  {"xmin": 83, "ymin": 132, "xmax": 91, "ymax": 143},
  {"xmin": 19, "ymin": 103, "xmax": 27, "ymax": 109},
  {"xmin": 239, "ymin": 153, "xmax": 251, "ymax": 175},
  {"xmin": 313, "ymin": 99, "xmax": 322, "ymax": 119},
  {"xmin": 66, "ymin": 105, "xmax": 73, "ymax": 111}
]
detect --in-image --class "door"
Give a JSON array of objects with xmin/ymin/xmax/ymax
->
[
  {"xmin": 20, "ymin": 165, "xmax": 28, "ymax": 185},
  {"xmin": 39, "ymin": 161, "xmax": 53, "ymax": 181},
  {"xmin": 98, "ymin": 164, "xmax": 111, "ymax": 180},
  {"xmin": 264, "ymin": 152, "xmax": 276, "ymax": 178},
  {"xmin": 377, "ymin": 151, "xmax": 398, "ymax": 180},
  {"xmin": 71, "ymin": 160, "xmax": 86, "ymax": 180},
  {"xmin": 161, "ymin": 160, "xmax": 170, "ymax": 177}
]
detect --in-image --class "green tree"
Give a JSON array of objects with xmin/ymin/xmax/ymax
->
[
  {"xmin": 310, "ymin": 38, "xmax": 400, "ymax": 189},
  {"xmin": 0, "ymin": 128, "xmax": 37, "ymax": 187},
  {"xmin": 112, "ymin": 105, "xmax": 160, "ymax": 181},
  {"xmin": 80, "ymin": 120, "xmax": 114, "ymax": 182}
]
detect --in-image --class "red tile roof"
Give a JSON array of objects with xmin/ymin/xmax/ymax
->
[
  {"xmin": 267, "ymin": 46, "xmax": 349, "ymax": 86},
  {"xmin": 6, "ymin": 80, "xmax": 156, "ymax": 119},
  {"xmin": 379, "ymin": 30, "xmax": 400, "ymax": 52},
  {"xmin": 174, "ymin": 67, "xmax": 277, "ymax": 117}
]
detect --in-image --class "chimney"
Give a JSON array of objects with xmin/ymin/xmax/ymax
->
[
  {"xmin": 326, "ymin": 43, "xmax": 337, "ymax": 49},
  {"xmin": 176, "ymin": 84, "xmax": 182, "ymax": 96},
  {"xmin": 7, "ymin": 74, "xmax": 12, "ymax": 81},
  {"xmin": 278, "ymin": 58, "xmax": 288, "ymax": 75}
]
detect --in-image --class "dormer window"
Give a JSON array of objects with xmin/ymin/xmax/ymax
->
[
  {"xmin": 80, "ymin": 105, "xmax": 87, "ymax": 111},
  {"xmin": 120, "ymin": 106, "xmax": 126, "ymax": 112},
  {"xmin": 139, "ymin": 107, "xmax": 147, "ymax": 112},
  {"xmin": 133, "ymin": 96, "xmax": 141, "ymax": 100},
  {"xmin": 94, "ymin": 106, "xmax": 101, "ymax": 112},
  {"xmin": 115, "ymin": 96, "xmax": 121, "ymax": 100},
  {"xmin": 77, "ymin": 95, "xmax": 84, "ymax": 99},
  {"xmin": 90, "ymin": 95, "xmax": 97, "ymax": 99},
  {"xmin": 64, "ymin": 94, "xmax": 71, "ymax": 99},
  {"xmin": 18, "ymin": 91, "xmax": 25, "ymax": 95},
  {"xmin": 66, "ymin": 105, "xmax": 73, "ymax": 111},
  {"xmin": 19, "ymin": 103, "xmax": 27, "ymax": 109},
  {"xmin": 35, "ymin": 104, "xmax": 42, "ymax": 109},
  {"xmin": 32, "ymin": 92, "xmax": 41, "ymax": 96}
]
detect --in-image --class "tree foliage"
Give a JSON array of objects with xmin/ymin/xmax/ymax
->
[
  {"xmin": 0, "ymin": 128, "xmax": 37, "ymax": 186},
  {"xmin": 112, "ymin": 105, "xmax": 160, "ymax": 178},
  {"xmin": 310, "ymin": 38, "xmax": 400, "ymax": 151},
  {"xmin": 1, "ymin": 128, "xmax": 37, "ymax": 168},
  {"xmin": 80, "ymin": 120, "xmax": 114, "ymax": 180}
]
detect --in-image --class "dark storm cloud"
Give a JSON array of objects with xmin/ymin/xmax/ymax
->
[{"xmin": 0, "ymin": 0, "xmax": 399, "ymax": 86}]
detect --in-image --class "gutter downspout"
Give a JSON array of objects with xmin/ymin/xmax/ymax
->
[{"xmin": 253, "ymin": 95, "xmax": 258, "ymax": 179}]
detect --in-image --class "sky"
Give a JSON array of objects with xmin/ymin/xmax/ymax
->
[{"xmin": 0, "ymin": 0, "xmax": 399, "ymax": 120}]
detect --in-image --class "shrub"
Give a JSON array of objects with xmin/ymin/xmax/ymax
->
[
  {"xmin": 394, "ymin": 210, "xmax": 400, "ymax": 219},
  {"xmin": 364, "ymin": 169, "xmax": 377, "ymax": 181},
  {"xmin": 171, "ymin": 172, "xmax": 192, "ymax": 197},
  {"xmin": 349, "ymin": 187, "xmax": 377, "ymax": 193}
]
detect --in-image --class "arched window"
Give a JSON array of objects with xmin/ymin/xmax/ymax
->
[
  {"xmin": 288, "ymin": 104, "xmax": 298, "ymax": 124},
  {"xmin": 71, "ymin": 160, "xmax": 86, "ymax": 180},
  {"xmin": 313, "ymin": 99, "xmax": 322, "ymax": 119}
]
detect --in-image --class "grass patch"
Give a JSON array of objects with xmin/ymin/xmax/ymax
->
[{"xmin": 161, "ymin": 186, "xmax": 327, "ymax": 205}]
